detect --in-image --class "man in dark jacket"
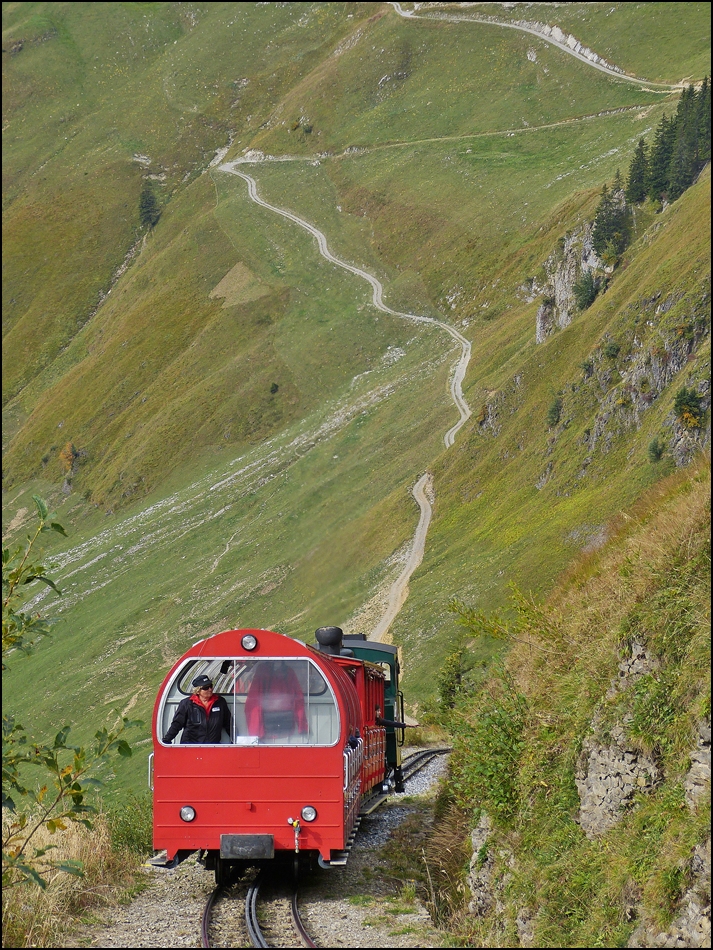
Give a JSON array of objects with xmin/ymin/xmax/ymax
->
[{"xmin": 163, "ymin": 674, "xmax": 232, "ymax": 744}]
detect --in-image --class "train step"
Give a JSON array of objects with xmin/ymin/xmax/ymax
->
[{"xmin": 359, "ymin": 790, "xmax": 388, "ymax": 815}]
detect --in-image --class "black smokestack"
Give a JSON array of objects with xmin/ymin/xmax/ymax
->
[{"xmin": 315, "ymin": 626, "xmax": 344, "ymax": 656}]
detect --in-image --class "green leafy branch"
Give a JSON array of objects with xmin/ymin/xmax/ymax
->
[
  {"xmin": 2, "ymin": 497, "xmax": 140, "ymax": 889},
  {"xmin": 2, "ymin": 495, "xmax": 66, "ymax": 667},
  {"xmin": 448, "ymin": 582, "xmax": 566, "ymax": 656},
  {"xmin": 2, "ymin": 716, "xmax": 137, "ymax": 888}
]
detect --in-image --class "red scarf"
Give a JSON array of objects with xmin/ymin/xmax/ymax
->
[{"xmin": 191, "ymin": 693, "xmax": 217, "ymax": 715}]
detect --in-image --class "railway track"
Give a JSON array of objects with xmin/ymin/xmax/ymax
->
[
  {"xmin": 402, "ymin": 746, "xmax": 452, "ymax": 783},
  {"xmin": 202, "ymin": 868, "xmax": 316, "ymax": 949},
  {"xmin": 202, "ymin": 749, "xmax": 451, "ymax": 948}
]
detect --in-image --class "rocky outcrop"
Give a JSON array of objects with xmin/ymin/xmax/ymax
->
[
  {"xmin": 467, "ymin": 812, "xmax": 496, "ymax": 917},
  {"xmin": 575, "ymin": 640, "xmax": 661, "ymax": 837},
  {"xmin": 466, "ymin": 812, "xmax": 521, "ymax": 941},
  {"xmin": 508, "ymin": 19, "xmax": 626, "ymax": 76},
  {"xmin": 536, "ymin": 222, "xmax": 604, "ymax": 342},
  {"xmin": 575, "ymin": 287, "xmax": 710, "ymax": 467},
  {"xmin": 575, "ymin": 724, "xmax": 662, "ymax": 837},
  {"xmin": 628, "ymin": 837, "xmax": 711, "ymax": 949},
  {"xmin": 685, "ymin": 718, "xmax": 712, "ymax": 809}
]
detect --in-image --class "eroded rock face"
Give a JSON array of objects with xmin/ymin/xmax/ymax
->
[
  {"xmin": 606, "ymin": 638, "xmax": 660, "ymax": 699},
  {"xmin": 576, "ymin": 639, "xmax": 663, "ymax": 837},
  {"xmin": 467, "ymin": 812, "xmax": 495, "ymax": 917},
  {"xmin": 575, "ymin": 726, "xmax": 662, "ymax": 838},
  {"xmin": 685, "ymin": 718, "xmax": 711, "ymax": 809},
  {"xmin": 628, "ymin": 837, "xmax": 711, "ymax": 949},
  {"xmin": 535, "ymin": 222, "xmax": 605, "ymax": 343}
]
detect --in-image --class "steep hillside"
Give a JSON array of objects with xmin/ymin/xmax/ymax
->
[
  {"xmin": 1, "ymin": 1, "xmax": 685, "ymax": 501},
  {"xmin": 2, "ymin": 2, "xmax": 710, "ymax": 799},
  {"xmin": 437, "ymin": 461, "xmax": 710, "ymax": 947}
]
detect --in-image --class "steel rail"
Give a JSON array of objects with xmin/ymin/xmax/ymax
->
[
  {"xmin": 291, "ymin": 886, "xmax": 318, "ymax": 948},
  {"xmin": 245, "ymin": 871, "xmax": 269, "ymax": 948},
  {"xmin": 402, "ymin": 746, "xmax": 452, "ymax": 782},
  {"xmin": 200, "ymin": 885, "xmax": 221, "ymax": 949}
]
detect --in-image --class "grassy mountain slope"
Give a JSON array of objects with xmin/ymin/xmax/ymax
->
[
  {"xmin": 481, "ymin": 0, "xmax": 711, "ymax": 84},
  {"xmin": 441, "ymin": 460, "xmax": 710, "ymax": 947},
  {"xmin": 2, "ymin": 1, "xmax": 370, "ymax": 411},
  {"xmin": 2, "ymin": 3, "xmax": 710, "ymax": 798}
]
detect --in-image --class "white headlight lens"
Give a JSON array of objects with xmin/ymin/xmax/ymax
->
[
  {"xmin": 301, "ymin": 805, "xmax": 317, "ymax": 822},
  {"xmin": 179, "ymin": 805, "xmax": 196, "ymax": 822},
  {"xmin": 241, "ymin": 634, "xmax": 258, "ymax": 651}
]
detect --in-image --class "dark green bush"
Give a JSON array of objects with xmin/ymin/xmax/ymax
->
[
  {"xmin": 648, "ymin": 437, "xmax": 665, "ymax": 462},
  {"xmin": 573, "ymin": 271, "xmax": 599, "ymax": 311},
  {"xmin": 449, "ymin": 670, "xmax": 528, "ymax": 825},
  {"xmin": 107, "ymin": 791, "xmax": 153, "ymax": 855},
  {"xmin": 139, "ymin": 183, "xmax": 160, "ymax": 228},
  {"xmin": 673, "ymin": 387, "xmax": 702, "ymax": 428},
  {"xmin": 546, "ymin": 397, "xmax": 563, "ymax": 427}
]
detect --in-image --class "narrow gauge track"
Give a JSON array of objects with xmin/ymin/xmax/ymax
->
[
  {"xmin": 202, "ymin": 868, "xmax": 316, "ymax": 949},
  {"xmin": 201, "ymin": 749, "xmax": 450, "ymax": 948},
  {"xmin": 401, "ymin": 746, "xmax": 452, "ymax": 783}
]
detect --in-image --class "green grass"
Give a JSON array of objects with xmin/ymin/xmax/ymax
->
[{"xmin": 250, "ymin": 11, "xmax": 666, "ymax": 156}]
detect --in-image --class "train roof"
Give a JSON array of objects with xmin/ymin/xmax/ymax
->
[{"xmin": 342, "ymin": 634, "xmax": 397, "ymax": 656}]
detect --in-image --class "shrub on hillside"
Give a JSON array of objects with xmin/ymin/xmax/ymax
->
[
  {"xmin": 673, "ymin": 386, "xmax": 703, "ymax": 428},
  {"xmin": 648, "ymin": 437, "xmax": 665, "ymax": 463},
  {"xmin": 3, "ymin": 498, "xmax": 138, "ymax": 893},
  {"xmin": 546, "ymin": 397, "xmax": 563, "ymax": 427},
  {"xmin": 139, "ymin": 183, "xmax": 160, "ymax": 228},
  {"xmin": 573, "ymin": 271, "xmax": 599, "ymax": 311},
  {"xmin": 448, "ymin": 669, "xmax": 528, "ymax": 825}
]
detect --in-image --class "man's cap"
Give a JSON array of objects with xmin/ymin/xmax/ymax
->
[{"xmin": 192, "ymin": 674, "xmax": 213, "ymax": 688}]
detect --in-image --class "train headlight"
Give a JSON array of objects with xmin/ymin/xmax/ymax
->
[
  {"xmin": 241, "ymin": 634, "xmax": 258, "ymax": 651},
  {"xmin": 179, "ymin": 805, "xmax": 196, "ymax": 822},
  {"xmin": 301, "ymin": 805, "xmax": 318, "ymax": 822}
]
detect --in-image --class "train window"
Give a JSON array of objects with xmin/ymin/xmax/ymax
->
[
  {"xmin": 377, "ymin": 661, "xmax": 392, "ymax": 683},
  {"xmin": 159, "ymin": 657, "xmax": 338, "ymax": 747}
]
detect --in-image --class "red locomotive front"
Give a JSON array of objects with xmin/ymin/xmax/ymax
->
[{"xmin": 151, "ymin": 627, "xmax": 386, "ymax": 875}]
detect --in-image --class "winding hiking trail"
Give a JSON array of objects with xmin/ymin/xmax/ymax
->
[
  {"xmin": 220, "ymin": 163, "xmax": 471, "ymax": 448},
  {"xmin": 219, "ymin": 161, "xmax": 470, "ymax": 638},
  {"xmin": 371, "ymin": 472, "xmax": 434, "ymax": 642},
  {"xmin": 388, "ymin": 2, "xmax": 682, "ymax": 90}
]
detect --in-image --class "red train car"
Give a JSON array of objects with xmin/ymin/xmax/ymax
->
[{"xmin": 150, "ymin": 626, "xmax": 399, "ymax": 880}]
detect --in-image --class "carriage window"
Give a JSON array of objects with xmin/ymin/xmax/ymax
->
[
  {"xmin": 377, "ymin": 661, "xmax": 392, "ymax": 683},
  {"xmin": 160, "ymin": 657, "xmax": 338, "ymax": 746}
]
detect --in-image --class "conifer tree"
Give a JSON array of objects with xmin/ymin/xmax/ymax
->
[
  {"xmin": 592, "ymin": 181, "xmax": 630, "ymax": 261},
  {"xmin": 625, "ymin": 79, "xmax": 710, "ymax": 210},
  {"xmin": 626, "ymin": 139, "xmax": 649, "ymax": 204},
  {"xmin": 647, "ymin": 114, "xmax": 676, "ymax": 202},
  {"xmin": 139, "ymin": 182, "xmax": 161, "ymax": 228},
  {"xmin": 696, "ymin": 76, "xmax": 710, "ymax": 164},
  {"xmin": 668, "ymin": 85, "xmax": 698, "ymax": 200}
]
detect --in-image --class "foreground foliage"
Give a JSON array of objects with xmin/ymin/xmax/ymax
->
[{"xmin": 2, "ymin": 499, "xmax": 138, "ymax": 891}]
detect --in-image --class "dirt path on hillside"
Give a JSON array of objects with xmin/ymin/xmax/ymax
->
[
  {"xmin": 388, "ymin": 1, "xmax": 681, "ymax": 89},
  {"xmin": 219, "ymin": 162, "xmax": 469, "ymax": 638},
  {"xmin": 220, "ymin": 162, "xmax": 472, "ymax": 448},
  {"xmin": 371, "ymin": 472, "xmax": 433, "ymax": 642}
]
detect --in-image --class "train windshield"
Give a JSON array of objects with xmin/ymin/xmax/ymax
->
[{"xmin": 159, "ymin": 657, "xmax": 339, "ymax": 746}]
